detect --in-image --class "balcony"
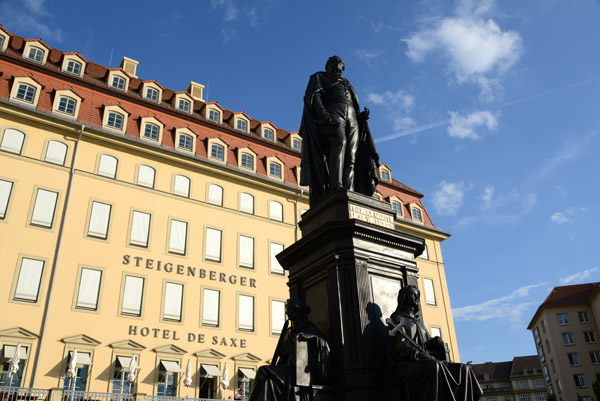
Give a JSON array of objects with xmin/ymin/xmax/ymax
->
[{"xmin": 0, "ymin": 388, "xmax": 220, "ymax": 401}]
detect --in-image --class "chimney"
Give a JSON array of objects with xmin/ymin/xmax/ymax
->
[
  {"xmin": 187, "ymin": 81, "xmax": 205, "ymax": 101},
  {"xmin": 120, "ymin": 57, "xmax": 139, "ymax": 78}
]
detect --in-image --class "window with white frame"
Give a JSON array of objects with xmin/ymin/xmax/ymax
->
[
  {"xmin": 0, "ymin": 179, "xmax": 14, "ymax": 219},
  {"xmin": 557, "ymin": 313, "xmax": 569, "ymax": 325},
  {"xmin": 240, "ymin": 193, "xmax": 254, "ymax": 214},
  {"xmin": 537, "ymin": 346, "xmax": 545, "ymax": 363},
  {"xmin": 568, "ymin": 353, "xmax": 581, "ymax": 366},
  {"xmin": 391, "ymin": 201, "xmax": 402, "ymax": 216},
  {"xmin": 486, "ymin": 397, "xmax": 496, "ymax": 401},
  {"xmin": 263, "ymin": 128, "xmax": 275, "ymax": 142},
  {"xmin": 590, "ymin": 351, "xmax": 600, "ymax": 364},
  {"xmin": 574, "ymin": 374, "xmax": 587, "ymax": 387},
  {"xmin": 145, "ymin": 87, "xmax": 159, "ymax": 102},
  {"xmin": 44, "ymin": 141, "xmax": 68, "ymax": 165},
  {"xmin": 57, "ymin": 96, "xmax": 77, "ymax": 116},
  {"xmin": 137, "ymin": 165, "xmax": 155, "ymax": 188},
  {"xmin": 239, "ymin": 235, "xmax": 254, "ymax": 269},
  {"xmin": 534, "ymin": 327, "xmax": 541, "ymax": 344},
  {"xmin": 0, "ymin": 36, "xmax": 6, "ymax": 52},
  {"xmin": 177, "ymin": 134, "xmax": 193, "ymax": 152},
  {"xmin": 270, "ymin": 243, "xmax": 285, "ymax": 275},
  {"xmin": 533, "ymin": 379, "xmax": 544, "ymax": 387},
  {"xmin": 517, "ymin": 380, "xmax": 528, "ymax": 389},
  {"xmin": 563, "ymin": 332, "xmax": 575, "ymax": 345},
  {"xmin": 173, "ymin": 175, "xmax": 190, "ymax": 197},
  {"xmin": 578, "ymin": 311, "xmax": 591, "ymax": 323},
  {"xmin": 208, "ymin": 184, "xmax": 223, "ymax": 206},
  {"xmin": 26, "ymin": 46, "xmax": 45, "ymax": 63},
  {"xmin": 411, "ymin": 206, "xmax": 423, "ymax": 222},
  {"xmin": 584, "ymin": 331, "xmax": 597, "ymax": 343},
  {"xmin": 76, "ymin": 268, "xmax": 102, "ymax": 310},
  {"xmin": 271, "ymin": 300, "xmax": 285, "ymax": 335},
  {"xmin": 381, "ymin": 169, "xmax": 391, "ymax": 182},
  {"xmin": 269, "ymin": 162, "xmax": 282, "ymax": 179},
  {"xmin": 202, "ymin": 288, "xmax": 220, "ymax": 326},
  {"xmin": 31, "ymin": 188, "xmax": 58, "ymax": 228},
  {"xmin": 129, "ymin": 211, "xmax": 151, "ymax": 247},
  {"xmin": 65, "ymin": 60, "xmax": 82, "ymax": 76},
  {"xmin": 519, "ymin": 395, "xmax": 531, "ymax": 401},
  {"xmin": 238, "ymin": 294, "xmax": 254, "ymax": 331},
  {"xmin": 292, "ymin": 138, "xmax": 302, "ymax": 151},
  {"xmin": 535, "ymin": 393, "xmax": 546, "ymax": 401},
  {"xmin": 163, "ymin": 282, "xmax": 183, "ymax": 321},
  {"xmin": 178, "ymin": 98, "xmax": 191, "ymax": 113},
  {"xmin": 1, "ymin": 128, "xmax": 25, "ymax": 154},
  {"xmin": 269, "ymin": 200, "xmax": 283, "ymax": 221},
  {"xmin": 240, "ymin": 153, "xmax": 254, "ymax": 170},
  {"xmin": 111, "ymin": 75, "xmax": 126, "ymax": 91},
  {"xmin": 106, "ymin": 111, "xmax": 125, "ymax": 130},
  {"xmin": 98, "ymin": 155, "xmax": 118, "ymax": 179},
  {"xmin": 208, "ymin": 109, "xmax": 220, "ymax": 123},
  {"xmin": 121, "ymin": 275, "xmax": 144, "ymax": 316},
  {"xmin": 236, "ymin": 119, "xmax": 248, "ymax": 133},
  {"xmin": 210, "ymin": 143, "xmax": 224, "ymax": 161},
  {"xmin": 143, "ymin": 123, "xmax": 160, "ymax": 141},
  {"xmin": 205, "ymin": 228, "xmax": 222, "ymax": 262},
  {"xmin": 14, "ymin": 258, "xmax": 44, "ymax": 302},
  {"xmin": 15, "ymin": 83, "xmax": 37, "ymax": 103},
  {"xmin": 87, "ymin": 201, "xmax": 111, "ymax": 239},
  {"xmin": 430, "ymin": 327, "xmax": 442, "ymax": 338},
  {"xmin": 168, "ymin": 219, "xmax": 187, "ymax": 255},
  {"xmin": 543, "ymin": 365, "xmax": 550, "ymax": 382},
  {"xmin": 423, "ymin": 278, "xmax": 436, "ymax": 305}
]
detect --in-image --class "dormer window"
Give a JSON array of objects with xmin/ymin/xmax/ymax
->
[
  {"xmin": 241, "ymin": 153, "xmax": 254, "ymax": 170},
  {"xmin": 292, "ymin": 138, "xmax": 302, "ymax": 151},
  {"xmin": 143, "ymin": 123, "xmax": 160, "ymax": 141},
  {"xmin": 65, "ymin": 60, "xmax": 82, "ymax": 76},
  {"xmin": 52, "ymin": 90, "xmax": 82, "ymax": 118},
  {"xmin": 391, "ymin": 201, "xmax": 402, "ymax": 216},
  {"xmin": 411, "ymin": 206, "xmax": 423, "ymax": 223},
  {"xmin": 11, "ymin": 77, "xmax": 42, "ymax": 106},
  {"xmin": 178, "ymin": 134, "xmax": 193, "ymax": 151},
  {"xmin": 139, "ymin": 117, "xmax": 163, "ymax": 143},
  {"xmin": 27, "ymin": 46, "xmax": 45, "ymax": 63},
  {"xmin": 111, "ymin": 75, "xmax": 126, "ymax": 91},
  {"xmin": 107, "ymin": 112, "xmax": 124, "ymax": 130},
  {"xmin": 269, "ymin": 162, "xmax": 282, "ymax": 178},
  {"xmin": 210, "ymin": 143, "xmax": 224, "ymax": 161},
  {"xmin": 208, "ymin": 109, "xmax": 221, "ymax": 123},
  {"xmin": 16, "ymin": 83, "xmax": 37, "ymax": 103},
  {"xmin": 236, "ymin": 119, "xmax": 248, "ymax": 133},
  {"xmin": 57, "ymin": 96, "xmax": 77, "ymax": 115},
  {"xmin": 178, "ymin": 98, "xmax": 191, "ymax": 113},
  {"xmin": 381, "ymin": 170, "xmax": 390, "ymax": 182},
  {"xmin": 145, "ymin": 87, "xmax": 159, "ymax": 102},
  {"xmin": 264, "ymin": 128, "xmax": 275, "ymax": 142},
  {"xmin": 0, "ymin": 36, "xmax": 5, "ymax": 52}
]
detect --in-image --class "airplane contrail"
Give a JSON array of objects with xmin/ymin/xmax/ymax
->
[{"xmin": 375, "ymin": 119, "xmax": 449, "ymax": 143}]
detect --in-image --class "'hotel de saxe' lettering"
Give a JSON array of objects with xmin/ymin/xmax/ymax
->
[
  {"xmin": 128, "ymin": 325, "xmax": 247, "ymax": 348},
  {"xmin": 122, "ymin": 254, "xmax": 257, "ymax": 288}
]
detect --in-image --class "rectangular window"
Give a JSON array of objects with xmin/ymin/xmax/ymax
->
[
  {"xmin": 563, "ymin": 332, "xmax": 575, "ymax": 345},
  {"xmin": 163, "ymin": 282, "xmax": 183, "ymax": 321},
  {"xmin": 568, "ymin": 353, "xmax": 581, "ymax": 366},
  {"xmin": 430, "ymin": 327, "xmax": 442, "ymax": 338},
  {"xmin": 236, "ymin": 119, "xmax": 248, "ymax": 132},
  {"xmin": 517, "ymin": 380, "xmax": 528, "ymax": 389},
  {"xmin": 57, "ymin": 96, "xmax": 77, "ymax": 115},
  {"xmin": 270, "ymin": 200, "xmax": 283, "ymax": 221},
  {"xmin": 240, "ymin": 153, "xmax": 254, "ymax": 169},
  {"xmin": 210, "ymin": 144, "xmax": 224, "ymax": 161},
  {"xmin": 168, "ymin": 220, "xmax": 187, "ymax": 255},
  {"xmin": 533, "ymin": 379, "xmax": 544, "ymax": 387},
  {"xmin": 14, "ymin": 258, "xmax": 44, "ymax": 302},
  {"xmin": 66, "ymin": 60, "xmax": 82, "ymax": 76},
  {"xmin": 143, "ymin": 123, "xmax": 159, "ymax": 141},
  {"xmin": 238, "ymin": 294, "xmax": 254, "ymax": 331},
  {"xmin": 88, "ymin": 201, "xmax": 111, "ymax": 239},
  {"xmin": 264, "ymin": 128, "xmax": 275, "ymax": 142},
  {"xmin": 423, "ymin": 278, "xmax": 436, "ymax": 305},
  {"xmin": 557, "ymin": 313, "xmax": 569, "ymax": 325},
  {"xmin": 534, "ymin": 327, "xmax": 541, "ymax": 344},
  {"xmin": 173, "ymin": 175, "xmax": 190, "ymax": 197},
  {"xmin": 239, "ymin": 235, "xmax": 254, "ymax": 268},
  {"xmin": 16, "ymin": 84, "xmax": 36, "ymax": 103},
  {"xmin": 269, "ymin": 162, "xmax": 282, "ymax": 178},
  {"xmin": 578, "ymin": 311, "xmax": 591, "ymax": 323},
  {"xmin": 31, "ymin": 188, "xmax": 58, "ymax": 228},
  {"xmin": 111, "ymin": 76, "xmax": 126, "ymax": 91},
  {"xmin": 45, "ymin": 141, "xmax": 67, "ymax": 165},
  {"xmin": 584, "ymin": 331, "xmax": 597, "ymax": 343},
  {"xmin": 208, "ymin": 109, "xmax": 220, "ymax": 123},
  {"xmin": 240, "ymin": 193, "xmax": 254, "ymax": 214},
  {"xmin": 145, "ymin": 87, "xmax": 159, "ymax": 102},
  {"xmin": 0, "ymin": 179, "xmax": 14, "ymax": 219},
  {"xmin": 271, "ymin": 300, "xmax": 285, "ymax": 335},
  {"xmin": 98, "ymin": 155, "xmax": 118, "ymax": 178},
  {"xmin": 137, "ymin": 165, "xmax": 155, "ymax": 188},
  {"xmin": 537, "ymin": 346, "xmax": 545, "ymax": 363},
  {"xmin": 121, "ymin": 276, "xmax": 144, "ymax": 316},
  {"xmin": 76, "ymin": 268, "xmax": 102, "ymax": 310},
  {"xmin": 130, "ymin": 211, "xmax": 151, "ymax": 247},
  {"xmin": 591, "ymin": 351, "xmax": 600, "ymax": 364},
  {"xmin": 270, "ymin": 243, "xmax": 284, "ymax": 275},
  {"xmin": 535, "ymin": 394, "xmax": 546, "ymax": 401},
  {"xmin": 202, "ymin": 288, "xmax": 220, "ymax": 326},
  {"xmin": 519, "ymin": 394, "xmax": 531, "ymax": 401},
  {"xmin": 208, "ymin": 184, "xmax": 223, "ymax": 206},
  {"xmin": 205, "ymin": 228, "xmax": 222, "ymax": 262},
  {"xmin": 107, "ymin": 111, "xmax": 124, "ymax": 130},
  {"xmin": 178, "ymin": 134, "xmax": 193, "ymax": 151},
  {"xmin": 178, "ymin": 99, "xmax": 191, "ymax": 113},
  {"xmin": 574, "ymin": 374, "xmax": 587, "ymax": 388}
]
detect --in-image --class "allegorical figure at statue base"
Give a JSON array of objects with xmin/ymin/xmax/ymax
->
[
  {"xmin": 299, "ymin": 56, "xmax": 379, "ymax": 207},
  {"xmin": 387, "ymin": 285, "xmax": 483, "ymax": 401},
  {"xmin": 249, "ymin": 299, "xmax": 330, "ymax": 401}
]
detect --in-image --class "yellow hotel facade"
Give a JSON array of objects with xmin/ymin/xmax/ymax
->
[{"xmin": 0, "ymin": 26, "xmax": 458, "ymax": 399}]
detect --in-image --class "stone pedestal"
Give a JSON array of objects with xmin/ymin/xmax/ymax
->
[{"xmin": 277, "ymin": 191, "xmax": 425, "ymax": 401}]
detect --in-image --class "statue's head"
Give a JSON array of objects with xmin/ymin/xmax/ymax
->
[
  {"xmin": 325, "ymin": 56, "xmax": 345, "ymax": 74},
  {"xmin": 286, "ymin": 299, "xmax": 311, "ymax": 319},
  {"xmin": 397, "ymin": 285, "xmax": 420, "ymax": 312}
]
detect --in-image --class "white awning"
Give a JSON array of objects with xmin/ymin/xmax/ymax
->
[
  {"xmin": 239, "ymin": 367, "xmax": 256, "ymax": 380},
  {"xmin": 4, "ymin": 345, "xmax": 27, "ymax": 360},
  {"xmin": 201, "ymin": 364, "xmax": 222, "ymax": 377},
  {"xmin": 161, "ymin": 361, "xmax": 183, "ymax": 374},
  {"xmin": 69, "ymin": 351, "xmax": 92, "ymax": 367},
  {"xmin": 116, "ymin": 356, "xmax": 132, "ymax": 372}
]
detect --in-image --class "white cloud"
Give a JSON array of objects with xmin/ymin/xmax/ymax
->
[
  {"xmin": 448, "ymin": 110, "xmax": 498, "ymax": 139},
  {"xmin": 211, "ymin": 0, "xmax": 239, "ymax": 21},
  {"xmin": 480, "ymin": 186, "xmax": 494, "ymax": 209},
  {"xmin": 0, "ymin": 0, "xmax": 63, "ymax": 43},
  {"xmin": 550, "ymin": 212, "xmax": 571, "ymax": 224},
  {"xmin": 366, "ymin": 90, "xmax": 414, "ymax": 110},
  {"xmin": 432, "ymin": 181, "xmax": 465, "ymax": 216},
  {"xmin": 535, "ymin": 132, "xmax": 597, "ymax": 178},
  {"xmin": 453, "ymin": 283, "xmax": 546, "ymax": 329},
  {"xmin": 454, "ymin": 190, "xmax": 537, "ymax": 228},
  {"xmin": 354, "ymin": 49, "xmax": 385, "ymax": 65},
  {"xmin": 560, "ymin": 267, "xmax": 599, "ymax": 285}
]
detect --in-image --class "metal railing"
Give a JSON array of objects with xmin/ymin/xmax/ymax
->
[
  {"xmin": 62, "ymin": 391, "xmax": 133, "ymax": 401},
  {"xmin": 145, "ymin": 396, "xmax": 219, "ymax": 401},
  {"xmin": 0, "ymin": 387, "xmax": 49, "ymax": 401}
]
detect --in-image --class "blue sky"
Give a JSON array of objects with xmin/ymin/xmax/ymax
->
[{"xmin": 2, "ymin": 0, "xmax": 600, "ymax": 364}]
